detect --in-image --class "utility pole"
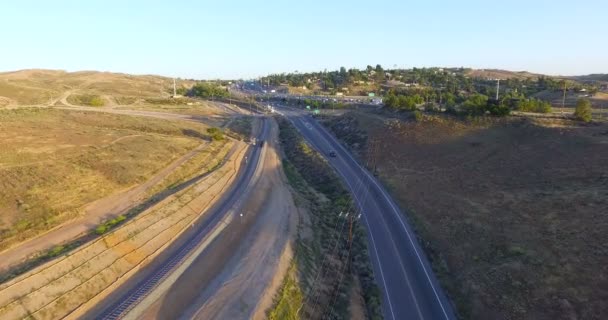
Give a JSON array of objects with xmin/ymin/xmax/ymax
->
[
  {"xmin": 347, "ymin": 213, "xmax": 354, "ymax": 272},
  {"xmin": 496, "ymin": 79, "xmax": 500, "ymax": 101},
  {"xmin": 562, "ymin": 81, "xmax": 567, "ymax": 115}
]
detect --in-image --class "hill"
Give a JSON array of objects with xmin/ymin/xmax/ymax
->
[
  {"xmin": 0, "ymin": 69, "xmax": 196, "ymax": 106},
  {"xmin": 465, "ymin": 69, "xmax": 541, "ymax": 80},
  {"xmin": 569, "ymin": 73, "xmax": 608, "ymax": 82},
  {"xmin": 322, "ymin": 110, "xmax": 608, "ymax": 319}
]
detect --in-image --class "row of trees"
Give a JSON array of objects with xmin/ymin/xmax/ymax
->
[
  {"xmin": 516, "ymin": 98, "xmax": 552, "ymax": 113},
  {"xmin": 188, "ymin": 82, "xmax": 229, "ymax": 98},
  {"xmin": 383, "ymin": 93, "xmax": 424, "ymax": 111}
]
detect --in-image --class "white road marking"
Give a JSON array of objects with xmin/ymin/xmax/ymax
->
[
  {"xmin": 313, "ymin": 119, "xmax": 452, "ymax": 320},
  {"xmin": 289, "ymin": 116, "xmax": 397, "ymax": 319}
]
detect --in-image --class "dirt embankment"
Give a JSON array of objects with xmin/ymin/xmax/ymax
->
[
  {"xmin": 129, "ymin": 118, "xmax": 299, "ymax": 320},
  {"xmin": 323, "ymin": 111, "xmax": 608, "ymax": 319}
]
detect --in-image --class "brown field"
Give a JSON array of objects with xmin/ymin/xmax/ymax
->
[
  {"xmin": 0, "ymin": 108, "xmax": 211, "ymax": 250},
  {"xmin": 466, "ymin": 69, "xmax": 540, "ymax": 80},
  {"xmin": 323, "ymin": 111, "xmax": 608, "ymax": 319},
  {"xmin": 532, "ymin": 90, "xmax": 608, "ymax": 109}
]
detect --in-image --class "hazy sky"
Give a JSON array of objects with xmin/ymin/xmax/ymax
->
[{"xmin": 2, "ymin": 0, "xmax": 606, "ymax": 79}]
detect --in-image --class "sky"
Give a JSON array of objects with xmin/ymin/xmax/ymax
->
[{"xmin": 1, "ymin": 0, "xmax": 607, "ymax": 79}]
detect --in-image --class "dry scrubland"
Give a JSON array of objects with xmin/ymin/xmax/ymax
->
[
  {"xmin": 114, "ymin": 97, "xmax": 231, "ymax": 117},
  {"xmin": 0, "ymin": 142, "xmax": 245, "ymax": 320},
  {"xmin": 0, "ymin": 108, "xmax": 213, "ymax": 251},
  {"xmin": 0, "ymin": 69, "xmax": 195, "ymax": 106},
  {"xmin": 323, "ymin": 111, "xmax": 608, "ymax": 319}
]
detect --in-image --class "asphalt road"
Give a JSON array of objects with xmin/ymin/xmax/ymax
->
[
  {"xmin": 278, "ymin": 107, "xmax": 456, "ymax": 320},
  {"xmin": 92, "ymin": 117, "xmax": 270, "ymax": 319}
]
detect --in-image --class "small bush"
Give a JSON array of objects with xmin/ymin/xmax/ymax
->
[
  {"xmin": 47, "ymin": 245, "xmax": 65, "ymax": 257},
  {"xmin": 94, "ymin": 214, "xmax": 126, "ymax": 235},
  {"xmin": 95, "ymin": 225, "xmax": 108, "ymax": 235},
  {"xmin": 574, "ymin": 98, "xmax": 592, "ymax": 122},
  {"xmin": 207, "ymin": 127, "xmax": 224, "ymax": 141},
  {"xmin": 68, "ymin": 94, "xmax": 105, "ymax": 107}
]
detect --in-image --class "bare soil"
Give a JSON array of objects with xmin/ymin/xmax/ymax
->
[{"xmin": 132, "ymin": 118, "xmax": 299, "ymax": 320}]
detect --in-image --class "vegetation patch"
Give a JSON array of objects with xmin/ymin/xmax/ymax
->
[
  {"xmin": 94, "ymin": 215, "xmax": 126, "ymax": 235},
  {"xmin": 270, "ymin": 117, "xmax": 382, "ymax": 319},
  {"xmin": 225, "ymin": 116, "xmax": 253, "ymax": 141},
  {"xmin": 206, "ymin": 127, "xmax": 225, "ymax": 141},
  {"xmin": 268, "ymin": 262, "xmax": 304, "ymax": 320},
  {"xmin": 67, "ymin": 94, "xmax": 105, "ymax": 106}
]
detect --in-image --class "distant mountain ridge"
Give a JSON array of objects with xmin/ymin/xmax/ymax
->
[{"xmin": 568, "ymin": 74, "xmax": 608, "ymax": 82}]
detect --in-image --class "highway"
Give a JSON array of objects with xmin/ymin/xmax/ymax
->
[
  {"xmin": 278, "ymin": 106, "xmax": 456, "ymax": 320},
  {"xmin": 93, "ymin": 117, "xmax": 270, "ymax": 319}
]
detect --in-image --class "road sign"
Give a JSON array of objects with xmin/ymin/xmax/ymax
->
[
  {"xmin": 314, "ymin": 109, "xmax": 320, "ymax": 115},
  {"xmin": 306, "ymin": 105, "xmax": 311, "ymax": 110},
  {"xmin": 368, "ymin": 93, "xmax": 376, "ymax": 97}
]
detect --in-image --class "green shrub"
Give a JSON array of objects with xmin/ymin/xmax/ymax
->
[
  {"xmin": 517, "ymin": 98, "xmax": 552, "ymax": 113},
  {"xmin": 89, "ymin": 96, "xmax": 105, "ymax": 107},
  {"xmin": 207, "ymin": 127, "xmax": 224, "ymax": 141},
  {"xmin": 94, "ymin": 214, "xmax": 126, "ymax": 235},
  {"xmin": 462, "ymin": 94, "xmax": 489, "ymax": 115},
  {"xmin": 95, "ymin": 225, "xmax": 108, "ymax": 235},
  {"xmin": 48, "ymin": 245, "xmax": 65, "ymax": 257},
  {"xmin": 67, "ymin": 94, "xmax": 105, "ymax": 107},
  {"xmin": 488, "ymin": 104, "xmax": 511, "ymax": 116},
  {"xmin": 189, "ymin": 82, "xmax": 229, "ymax": 98},
  {"xmin": 574, "ymin": 98, "xmax": 592, "ymax": 122}
]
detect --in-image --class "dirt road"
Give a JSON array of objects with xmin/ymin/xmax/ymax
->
[{"xmin": 126, "ymin": 118, "xmax": 298, "ymax": 320}]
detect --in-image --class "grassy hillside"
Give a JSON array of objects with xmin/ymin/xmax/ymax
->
[
  {"xmin": 322, "ymin": 111, "xmax": 608, "ymax": 319},
  {"xmin": 466, "ymin": 69, "xmax": 540, "ymax": 80},
  {"xmin": 0, "ymin": 108, "xmax": 210, "ymax": 250},
  {"xmin": 0, "ymin": 69, "xmax": 196, "ymax": 106}
]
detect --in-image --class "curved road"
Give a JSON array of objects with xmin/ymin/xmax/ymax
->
[
  {"xmin": 92, "ymin": 117, "xmax": 270, "ymax": 319},
  {"xmin": 279, "ymin": 106, "xmax": 456, "ymax": 320}
]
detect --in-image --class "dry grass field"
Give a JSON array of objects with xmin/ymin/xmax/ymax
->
[
  {"xmin": 0, "ymin": 143, "xmax": 247, "ymax": 320},
  {"xmin": 0, "ymin": 69, "xmax": 196, "ymax": 107},
  {"xmin": 0, "ymin": 108, "xmax": 212, "ymax": 251},
  {"xmin": 323, "ymin": 111, "xmax": 608, "ymax": 319}
]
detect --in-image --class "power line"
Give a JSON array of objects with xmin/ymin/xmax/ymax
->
[{"xmin": 302, "ymin": 132, "xmax": 374, "ymax": 317}]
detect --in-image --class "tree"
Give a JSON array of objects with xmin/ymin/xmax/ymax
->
[
  {"xmin": 189, "ymin": 82, "xmax": 228, "ymax": 98},
  {"xmin": 462, "ymin": 94, "xmax": 489, "ymax": 115},
  {"xmin": 517, "ymin": 98, "xmax": 552, "ymax": 113},
  {"xmin": 574, "ymin": 98, "xmax": 592, "ymax": 122}
]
